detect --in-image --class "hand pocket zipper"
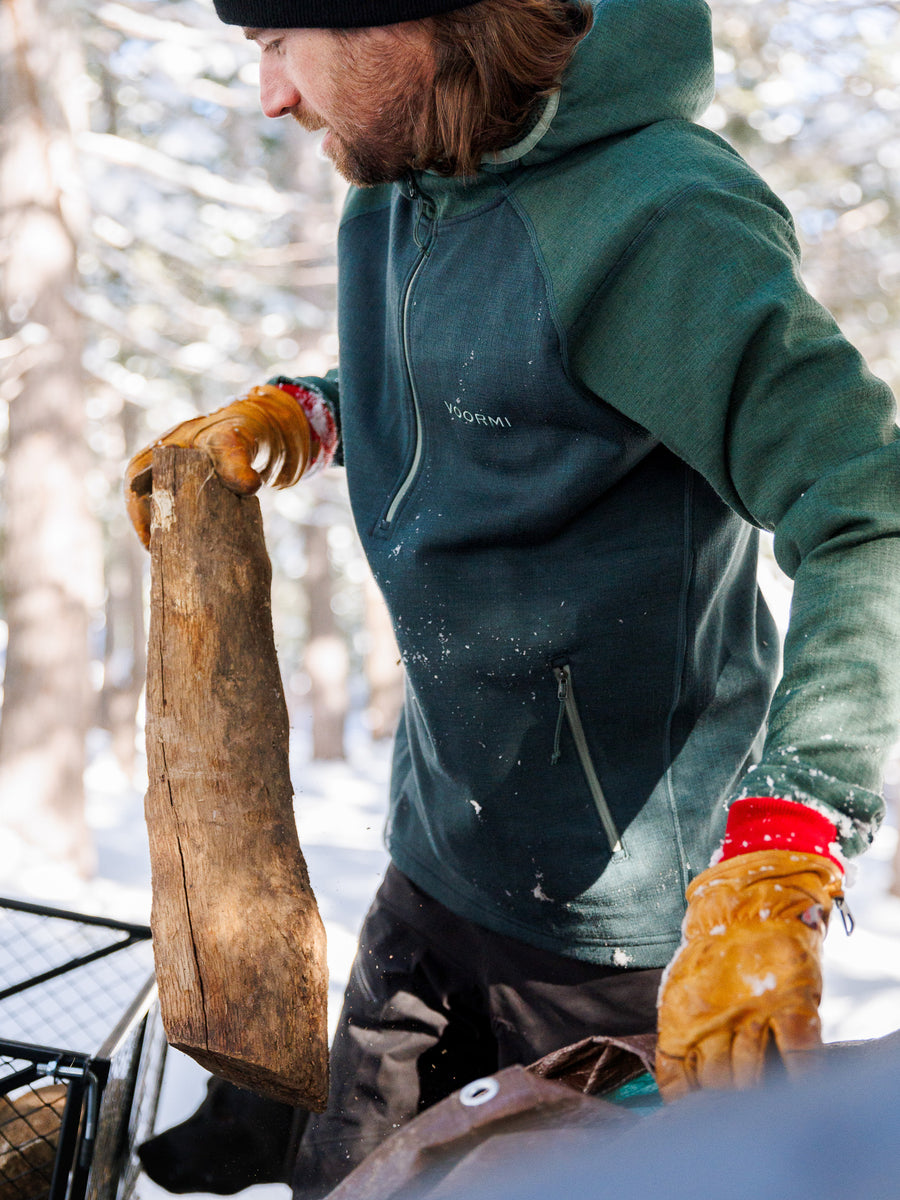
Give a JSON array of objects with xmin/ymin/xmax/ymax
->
[{"xmin": 551, "ymin": 663, "xmax": 625, "ymax": 856}]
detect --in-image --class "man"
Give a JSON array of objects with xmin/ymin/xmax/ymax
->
[{"xmin": 127, "ymin": 0, "xmax": 900, "ymax": 1194}]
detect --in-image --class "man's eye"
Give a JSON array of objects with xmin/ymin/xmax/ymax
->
[{"xmin": 264, "ymin": 38, "xmax": 283, "ymax": 52}]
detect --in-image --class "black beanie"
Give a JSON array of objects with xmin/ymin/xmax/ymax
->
[{"xmin": 213, "ymin": 0, "xmax": 479, "ymax": 28}]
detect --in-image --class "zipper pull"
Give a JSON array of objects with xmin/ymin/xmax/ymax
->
[
  {"xmin": 551, "ymin": 667, "xmax": 567, "ymax": 765},
  {"xmin": 834, "ymin": 894, "xmax": 855, "ymax": 936},
  {"xmin": 405, "ymin": 173, "xmax": 435, "ymax": 250},
  {"xmin": 413, "ymin": 195, "xmax": 434, "ymax": 250}
]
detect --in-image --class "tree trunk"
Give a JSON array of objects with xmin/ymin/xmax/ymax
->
[
  {"xmin": 97, "ymin": 522, "xmax": 146, "ymax": 778},
  {"xmin": 304, "ymin": 522, "xmax": 348, "ymax": 760},
  {"xmin": 145, "ymin": 447, "xmax": 329, "ymax": 1109},
  {"xmin": 0, "ymin": 0, "xmax": 100, "ymax": 876},
  {"xmin": 97, "ymin": 402, "xmax": 147, "ymax": 778}
]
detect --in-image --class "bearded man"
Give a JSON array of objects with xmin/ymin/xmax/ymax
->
[{"xmin": 128, "ymin": 0, "xmax": 900, "ymax": 1195}]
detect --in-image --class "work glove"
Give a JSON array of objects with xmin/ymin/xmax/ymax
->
[
  {"xmin": 656, "ymin": 799, "xmax": 845, "ymax": 1100},
  {"xmin": 125, "ymin": 383, "xmax": 312, "ymax": 549}
]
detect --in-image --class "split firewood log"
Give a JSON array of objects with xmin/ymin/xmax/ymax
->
[
  {"xmin": 144, "ymin": 446, "xmax": 328, "ymax": 1109},
  {"xmin": 0, "ymin": 1083, "xmax": 68, "ymax": 1200}
]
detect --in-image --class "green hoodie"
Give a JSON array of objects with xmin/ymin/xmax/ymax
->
[{"xmin": 284, "ymin": 0, "xmax": 900, "ymax": 966}]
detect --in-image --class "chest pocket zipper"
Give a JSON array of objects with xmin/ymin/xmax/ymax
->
[{"xmin": 552, "ymin": 664, "xmax": 625, "ymax": 856}]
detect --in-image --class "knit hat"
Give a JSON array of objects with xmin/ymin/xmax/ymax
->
[{"xmin": 213, "ymin": 0, "xmax": 479, "ymax": 28}]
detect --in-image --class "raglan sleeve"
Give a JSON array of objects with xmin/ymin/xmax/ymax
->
[{"xmin": 569, "ymin": 180, "xmax": 900, "ymax": 858}]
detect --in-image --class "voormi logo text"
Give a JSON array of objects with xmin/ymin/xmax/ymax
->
[{"xmin": 444, "ymin": 401, "xmax": 512, "ymax": 428}]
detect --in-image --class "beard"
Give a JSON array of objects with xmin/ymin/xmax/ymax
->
[
  {"xmin": 292, "ymin": 106, "xmax": 418, "ymax": 187},
  {"xmin": 290, "ymin": 35, "xmax": 430, "ymax": 187}
]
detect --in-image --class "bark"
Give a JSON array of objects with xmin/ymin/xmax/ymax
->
[
  {"xmin": 145, "ymin": 447, "xmax": 328, "ymax": 1109},
  {"xmin": 0, "ymin": 0, "xmax": 99, "ymax": 875}
]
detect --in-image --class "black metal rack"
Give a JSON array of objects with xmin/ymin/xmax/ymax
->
[{"xmin": 0, "ymin": 897, "xmax": 166, "ymax": 1200}]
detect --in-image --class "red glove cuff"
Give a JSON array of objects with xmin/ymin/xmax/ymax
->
[
  {"xmin": 277, "ymin": 382, "xmax": 338, "ymax": 475},
  {"xmin": 720, "ymin": 797, "xmax": 842, "ymax": 871}
]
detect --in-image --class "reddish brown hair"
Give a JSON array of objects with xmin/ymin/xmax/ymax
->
[{"xmin": 416, "ymin": 0, "xmax": 593, "ymax": 176}]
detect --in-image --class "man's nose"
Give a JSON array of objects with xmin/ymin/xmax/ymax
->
[{"xmin": 259, "ymin": 59, "xmax": 301, "ymax": 118}]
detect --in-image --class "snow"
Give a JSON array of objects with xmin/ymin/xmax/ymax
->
[
  {"xmin": 746, "ymin": 972, "xmax": 778, "ymax": 996},
  {"xmin": 0, "ymin": 714, "xmax": 898, "ymax": 1200}
]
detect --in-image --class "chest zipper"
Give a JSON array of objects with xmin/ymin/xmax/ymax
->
[
  {"xmin": 381, "ymin": 178, "xmax": 436, "ymax": 529},
  {"xmin": 552, "ymin": 664, "xmax": 624, "ymax": 855}
]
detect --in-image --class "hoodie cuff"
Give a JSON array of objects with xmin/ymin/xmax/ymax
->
[{"xmin": 719, "ymin": 797, "xmax": 842, "ymax": 871}]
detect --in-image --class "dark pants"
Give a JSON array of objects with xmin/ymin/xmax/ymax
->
[{"xmin": 293, "ymin": 865, "xmax": 662, "ymax": 1199}]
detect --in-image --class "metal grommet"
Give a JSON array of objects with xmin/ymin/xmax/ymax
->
[{"xmin": 459, "ymin": 1077, "xmax": 500, "ymax": 1107}]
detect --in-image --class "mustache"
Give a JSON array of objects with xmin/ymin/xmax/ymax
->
[{"xmin": 290, "ymin": 105, "xmax": 326, "ymax": 134}]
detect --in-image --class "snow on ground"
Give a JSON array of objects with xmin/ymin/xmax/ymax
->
[{"xmin": 0, "ymin": 711, "xmax": 898, "ymax": 1200}]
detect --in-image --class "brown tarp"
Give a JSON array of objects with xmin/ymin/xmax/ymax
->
[{"xmin": 325, "ymin": 1029, "xmax": 900, "ymax": 1200}]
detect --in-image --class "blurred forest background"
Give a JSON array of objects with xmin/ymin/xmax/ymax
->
[{"xmin": 1, "ymin": 0, "xmax": 899, "ymax": 884}]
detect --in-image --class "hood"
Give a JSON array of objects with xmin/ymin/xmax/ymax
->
[{"xmin": 485, "ymin": 0, "xmax": 715, "ymax": 171}]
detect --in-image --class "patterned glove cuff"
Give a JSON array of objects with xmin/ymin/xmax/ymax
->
[
  {"xmin": 720, "ymin": 796, "xmax": 842, "ymax": 871},
  {"xmin": 272, "ymin": 381, "xmax": 338, "ymax": 476}
]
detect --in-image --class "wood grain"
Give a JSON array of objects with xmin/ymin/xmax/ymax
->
[{"xmin": 145, "ymin": 446, "xmax": 328, "ymax": 1109}]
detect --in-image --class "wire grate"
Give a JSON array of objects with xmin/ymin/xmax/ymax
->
[
  {"xmin": 0, "ymin": 920, "xmax": 129, "ymax": 998},
  {"xmin": 0, "ymin": 947, "xmax": 154, "ymax": 1058},
  {"xmin": 0, "ymin": 903, "xmax": 154, "ymax": 1059},
  {"xmin": 0, "ymin": 898, "xmax": 165, "ymax": 1200}
]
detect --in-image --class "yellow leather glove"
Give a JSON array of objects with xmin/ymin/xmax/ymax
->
[
  {"xmin": 125, "ymin": 384, "xmax": 312, "ymax": 548},
  {"xmin": 655, "ymin": 848, "xmax": 843, "ymax": 1100}
]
